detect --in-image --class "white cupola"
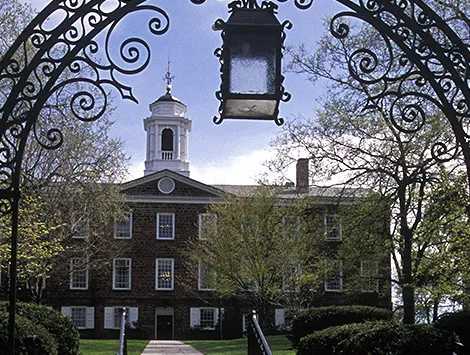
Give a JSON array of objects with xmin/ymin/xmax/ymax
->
[{"xmin": 143, "ymin": 84, "xmax": 192, "ymax": 176}]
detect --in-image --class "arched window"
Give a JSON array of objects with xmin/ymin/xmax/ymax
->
[{"xmin": 161, "ymin": 128, "xmax": 173, "ymax": 151}]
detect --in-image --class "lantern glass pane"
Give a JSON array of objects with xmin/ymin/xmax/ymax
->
[
  {"xmin": 229, "ymin": 34, "xmax": 276, "ymax": 95},
  {"xmin": 225, "ymin": 99, "xmax": 276, "ymax": 118}
]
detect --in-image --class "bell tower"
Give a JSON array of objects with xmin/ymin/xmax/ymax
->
[{"xmin": 143, "ymin": 65, "xmax": 191, "ymax": 176}]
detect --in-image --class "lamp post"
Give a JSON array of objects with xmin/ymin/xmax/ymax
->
[{"xmin": 213, "ymin": 1, "xmax": 291, "ymax": 125}]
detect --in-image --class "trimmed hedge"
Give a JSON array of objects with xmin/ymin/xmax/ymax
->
[
  {"xmin": 336, "ymin": 322, "xmax": 457, "ymax": 355},
  {"xmin": 435, "ymin": 310, "xmax": 470, "ymax": 349},
  {"xmin": 297, "ymin": 322, "xmax": 373, "ymax": 355},
  {"xmin": 297, "ymin": 322, "xmax": 458, "ymax": 355},
  {"xmin": 0, "ymin": 311, "xmax": 58, "ymax": 355},
  {"xmin": 0, "ymin": 302, "xmax": 80, "ymax": 355},
  {"xmin": 289, "ymin": 305, "xmax": 392, "ymax": 347}
]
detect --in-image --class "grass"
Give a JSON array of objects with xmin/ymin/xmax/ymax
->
[
  {"xmin": 79, "ymin": 339, "xmax": 148, "ymax": 355},
  {"xmin": 184, "ymin": 334, "xmax": 295, "ymax": 355}
]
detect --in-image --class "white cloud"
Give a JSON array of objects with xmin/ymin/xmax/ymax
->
[
  {"xmin": 191, "ymin": 149, "xmax": 275, "ymax": 185},
  {"xmin": 125, "ymin": 149, "xmax": 275, "ymax": 185}
]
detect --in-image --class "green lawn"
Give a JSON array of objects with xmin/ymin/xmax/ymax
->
[
  {"xmin": 184, "ymin": 335, "xmax": 295, "ymax": 355},
  {"xmin": 79, "ymin": 339, "xmax": 148, "ymax": 355}
]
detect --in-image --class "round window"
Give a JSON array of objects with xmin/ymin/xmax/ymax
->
[{"xmin": 158, "ymin": 177, "xmax": 175, "ymax": 194}]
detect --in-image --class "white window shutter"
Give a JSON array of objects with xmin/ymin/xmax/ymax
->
[
  {"xmin": 214, "ymin": 308, "xmax": 219, "ymax": 326},
  {"xmin": 129, "ymin": 307, "xmax": 138, "ymax": 329},
  {"xmin": 190, "ymin": 308, "xmax": 200, "ymax": 328},
  {"xmin": 86, "ymin": 307, "xmax": 95, "ymax": 329},
  {"xmin": 61, "ymin": 307, "xmax": 71, "ymax": 318},
  {"xmin": 275, "ymin": 309, "xmax": 286, "ymax": 327},
  {"xmin": 104, "ymin": 307, "xmax": 114, "ymax": 329}
]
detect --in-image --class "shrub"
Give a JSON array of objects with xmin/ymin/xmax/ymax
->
[
  {"xmin": 336, "ymin": 322, "xmax": 457, "ymax": 355},
  {"xmin": 0, "ymin": 311, "xmax": 58, "ymax": 355},
  {"xmin": 0, "ymin": 302, "xmax": 80, "ymax": 355},
  {"xmin": 289, "ymin": 305, "xmax": 392, "ymax": 347},
  {"xmin": 297, "ymin": 322, "xmax": 458, "ymax": 355},
  {"xmin": 435, "ymin": 310, "xmax": 470, "ymax": 349},
  {"xmin": 297, "ymin": 322, "xmax": 372, "ymax": 355}
]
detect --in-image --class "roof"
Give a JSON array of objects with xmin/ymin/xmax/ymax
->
[{"xmin": 214, "ymin": 184, "xmax": 369, "ymax": 204}]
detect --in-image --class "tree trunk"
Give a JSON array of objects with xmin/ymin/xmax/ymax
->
[
  {"xmin": 402, "ymin": 218, "xmax": 415, "ymax": 324},
  {"xmin": 432, "ymin": 299, "xmax": 439, "ymax": 322}
]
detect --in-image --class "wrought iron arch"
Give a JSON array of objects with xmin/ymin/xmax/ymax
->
[{"xmin": 1, "ymin": 0, "xmax": 470, "ymax": 352}]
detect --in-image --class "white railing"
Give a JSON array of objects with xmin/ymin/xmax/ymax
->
[
  {"xmin": 247, "ymin": 310, "xmax": 272, "ymax": 355},
  {"xmin": 117, "ymin": 308, "xmax": 127, "ymax": 355},
  {"xmin": 161, "ymin": 151, "xmax": 173, "ymax": 160}
]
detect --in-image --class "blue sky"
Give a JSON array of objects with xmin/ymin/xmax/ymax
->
[{"xmin": 24, "ymin": 0, "xmax": 347, "ymax": 184}]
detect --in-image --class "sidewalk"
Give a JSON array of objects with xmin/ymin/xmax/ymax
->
[{"xmin": 140, "ymin": 340, "xmax": 204, "ymax": 354}]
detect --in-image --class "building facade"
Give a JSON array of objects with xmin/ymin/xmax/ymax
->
[{"xmin": 42, "ymin": 88, "xmax": 391, "ymax": 340}]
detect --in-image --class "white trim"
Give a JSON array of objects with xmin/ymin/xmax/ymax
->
[
  {"xmin": 156, "ymin": 213, "xmax": 175, "ymax": 240},
  {"xmin": 325, "ymin": 260, "xmax": 343, "ymax": 292},
  {"xmin": 114, "ymin": 212, "xmax": 133, "ymax": 239},
  {"xmin": 104, "ymin": 306, "xmax": 138, "ymax": 329},
  {"xmin": 324, "ymin": 214, "xmax": 342, "ymax": 241},
  {"xmin": 198, "ymin": 213, "xmax": 216, "ymax": 240},
  {"xmin": 361, "ymin": 260, "xmax": 379, "ymax": 293},
  {"xmin": 113, "ymin": 258, "xmax": 132, "ymax": 290},
  {"xmin": 158, "ymin": 177, "xmax": 176, "ymax": 194},
  {"xmin": 190, "ymin": 307, "xmax": 219, "ymax": 330},
  {"xmin": 72, "ymin": 219, "xmax": 89, "ymax": 239},
  {"xmin": 275, "ymin": 309, "xmax": 286, "ymax": 327},
  {"xmin": 69, "ymin": 257, "xmax": 88, "ymax": 290},
  {"xmin": 62, "ymin": 306, "xmax": 94, "ymax": 329},
  {"xmin": 121, "ymin": 170, "xmax": 223, "ymax": 196},
  {"xmin": 198, "ymin": 261, "xmax": 215, "ymax": 291},
  {"xmin": 156, "ymin": 258, "xmax": 174, "ymax": 290}
]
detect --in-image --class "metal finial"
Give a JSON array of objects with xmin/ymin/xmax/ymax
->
[{"xmin": 164, "ymin": 58, "xmax": 175, "ymax": 94}]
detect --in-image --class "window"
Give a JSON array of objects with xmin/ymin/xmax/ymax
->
[
  {"xmin": 200, "ymin": 308, "xmax": 216, "ymax": 329},
  {"xmin": 156, "ymin": 258, "xmax": 174, "ymax": 290},
  {"xmin": 72, "ymin": 219, "xmax": 89, "ymax": 239},
  {"xmin": 157, "ymin": 213, "xmax": 175, "ymax": 240},
  {"xmin": 161, "ymin": 128, "xmax": 174, "ymax": 152},
  {"xmin": 104, "ymin": 307, "xmax": 139, "ymax": 329},
  {"xmin": 275, "ymin": 309, "xmax": 292, "ymax": 331},
  {"xmin": 115, "ymin": 212, "xmax": 132, "ymax": 239},
  {"xmin": 61, "ymin": 306, "xmax": 94, "ymax": 329},
  {"xmin": 282, "ymin": 264, "xmax": 300, "ymax": 292},
  {"xmin": 199, "ymin": 213, "xmax": 216, "ymax": 240},
  {"xmin": 283, "ymin": 216, "xmax": 300, "ymax": 237},
  {"xmin": 325, "ymin": 260, "xmax": 343, "ymax": 292},
  {"xmin": 325, "ymin": 215, "xmax": 342, "ymax": 241},
  {"xmin": 190, "ymin": 307, "xmax": 221, "ymax": 330},
  {"xmin": 70, "ymin": 258, "xmax": 88, "ymax": 290},
  {"xmin": 198, "ymin": 262, "xmax": 215, "ymax": 291},
  {"xmin": 113, "ymin": 258, "xmax": 131, "ymax": 290},
  {"xmin": 71, "ymin": 307, "xmax": 86, "ymax": 328},
  {"xmin": 361, "ymin": 260, "xmax": 379, "ymax": 292}
]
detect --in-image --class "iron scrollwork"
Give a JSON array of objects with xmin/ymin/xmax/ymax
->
[
  {"xmin": 191, "ymin": 0, "xmax": 314, "ymax": 10},
  {"xmin": 331, "ymin": 0, "xmax": 470, "ymax": 165},
  {"xmin": 0, "ymin": 0, "xmax": 172, "ymax": 214}
]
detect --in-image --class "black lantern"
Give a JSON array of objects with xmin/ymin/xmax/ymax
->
[{"xmin": 213, "ymin": 1, "xmax": 291, "ymax": 125}]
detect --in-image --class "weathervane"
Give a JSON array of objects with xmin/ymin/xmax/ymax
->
[{"xmin": 164, "ymin": 58, "xmax": 175, "ymax": 93}]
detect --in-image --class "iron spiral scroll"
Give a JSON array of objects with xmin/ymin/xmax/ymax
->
[
  {"xmin": 331, "ymin": 0, "xmax": 470, "ymax": 168},
  {"xmin": 0, "ymin": 0, "xmax": 175, "ymax": 215}
]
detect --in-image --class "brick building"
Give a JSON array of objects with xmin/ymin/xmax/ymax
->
[{"xmin": 42, "ymin": 87, "xmax": 391, "ymax": 340}]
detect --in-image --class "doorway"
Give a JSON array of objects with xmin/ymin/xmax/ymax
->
[{"xmin": 155, "ymin": 307, "xmax": 174, "ymax": 340}]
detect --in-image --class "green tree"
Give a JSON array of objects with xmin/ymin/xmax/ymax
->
[
  {"xmin": 0, "ymin": 196, "xmax": 65, "ymax": 304},
  {"xmin": 271, "ymin": 3, "xmax": 470, "ymax": 323},
  {"xmin": 187, "ymin": 185, "xmax": 389, "ymax": 330},
  {"xmin": 188, "ymin": 186, "xmax": 320, "ymax": 329},
  {"xmin": 413, "ymin": 173, "xmax": 470, "ymax": 322},
  {"xmin": 0, "ymin": 0, "xmax": 130, "ymax": 302}
]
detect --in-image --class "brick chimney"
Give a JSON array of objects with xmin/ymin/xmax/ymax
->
[{"xmin": 296, "ymin": 158, "xmax": 309, "ymax": 191}]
